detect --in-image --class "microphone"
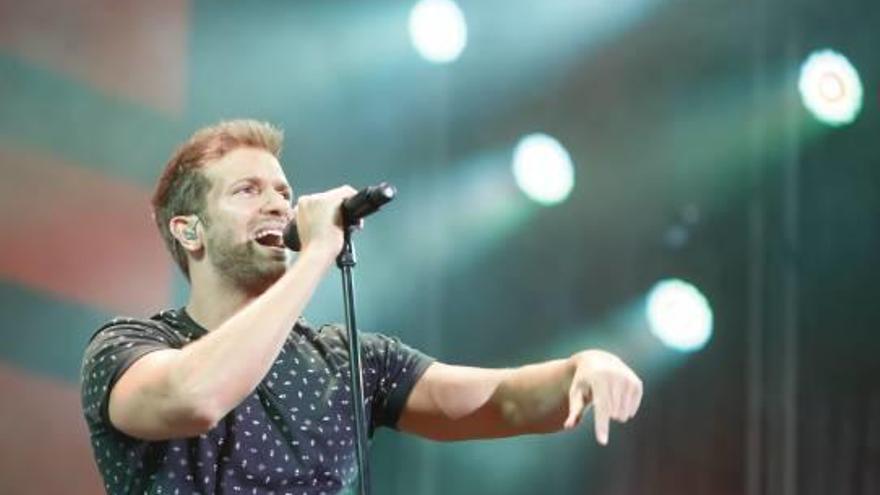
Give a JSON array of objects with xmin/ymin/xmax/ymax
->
[{"xmin": 283, "ymin": 182, "xmax": 396, "ymax": 251}]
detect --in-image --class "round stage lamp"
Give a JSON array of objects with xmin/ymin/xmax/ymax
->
[
  {"xmin": 408, "ymin": 0, "xmax": 467, "ymax": 64},
  {"xmin": 798, "ymin": 49, "xmax": 863, "ymax": 126},
  {"xmin": 512, "ymin": 133, "xmax": 575, "ymax": 206},
  {"xmin": 646, "ymin": 278, "xmax": 713, "ymax": 352}
]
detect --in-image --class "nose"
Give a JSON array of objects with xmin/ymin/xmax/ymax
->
[{"xmin": 262, "ymin": 189, "xmax": 293, "ymax": 220}]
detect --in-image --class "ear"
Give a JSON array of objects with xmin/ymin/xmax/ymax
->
[{"xmin": 170, "ymin": 215, "xmax": 202, "ymax": 252}]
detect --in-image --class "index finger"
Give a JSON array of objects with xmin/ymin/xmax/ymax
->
[{"xmin": 593, "ymin": 395, "xmax": 610, "ymax": 446}]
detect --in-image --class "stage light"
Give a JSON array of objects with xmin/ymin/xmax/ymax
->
[
  {"xmin": 408, "ymin": 0, "xmax": 467, "ymax": 64},
  {"xmin": 512, "ymin": 133, "xmax": 575, "ymax": 206},
  {"xmin": 646, "ymin": 278, "xmax": 713, "ymax": 352},
  {"xmin": 798, "ymin": 49, "xmax": 863, "ymax": 126}
]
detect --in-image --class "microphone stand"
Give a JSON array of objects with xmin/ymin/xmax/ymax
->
[
  {"xmin": 337, "ymin": 225, "xmax": 371, "ymax": 495},
  {"xmin": 285, "ymin": 182, "xmax": 395, "ymax": 495}
]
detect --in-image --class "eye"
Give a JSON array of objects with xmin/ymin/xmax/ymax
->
[{"xmin": 235, "ymin": 184, "xmax": 258, "ymax": 195}]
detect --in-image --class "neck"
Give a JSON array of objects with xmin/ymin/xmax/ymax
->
[{"xmin": 184, "ymin": 266, "xmax": 259, "ymax": 331}]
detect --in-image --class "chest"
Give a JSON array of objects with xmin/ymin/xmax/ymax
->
[{"xmin": 196, "ymin": 349, "xmax": 364, "ymax": 490}]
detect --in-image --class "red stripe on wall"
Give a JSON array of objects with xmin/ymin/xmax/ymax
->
[
  {"xmin": 0, "ymin": 0, "xmax": 188, "ymax": 115},
  {"xmin": 0, "ymin": 362, "xmax": 102, "ymax": 495},
  {"xmin": 0, "ymin": 144, "xmax": 172, "ymax": 316}
]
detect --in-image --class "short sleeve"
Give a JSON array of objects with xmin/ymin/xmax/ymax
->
[
  {"xmin": 359, "ymin": 332, "xmax": 434, "ymax": 430},
  {"xmin": 80, "ymin": 319, "xmax": 179, "ymax": 429}
]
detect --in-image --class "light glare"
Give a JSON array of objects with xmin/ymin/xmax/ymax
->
[
  {"xmin": 408, "ymin": 0, "xmax": 467, "ymax": 64},
  {"xmin": 798, "ymin": 49, "xmax": 863, "ymax": 126},
  {"xmin": 646, "ymin": 278, "xmax": 713, "ymax": 352},
  {"xmin": 512, "ymin": 133, "xmax": 575, "ymax": 206}
]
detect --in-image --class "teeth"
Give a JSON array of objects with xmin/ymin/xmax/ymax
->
[{"xmin": 253, "ymin": 228, "xmax": 283, "ymax": 240}]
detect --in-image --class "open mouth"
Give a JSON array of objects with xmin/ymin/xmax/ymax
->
[{"xmin": 252, "ymin": 228, "xmax": 285, "ymax": 250}]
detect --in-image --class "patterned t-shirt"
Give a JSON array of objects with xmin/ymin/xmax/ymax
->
[{"xmin": 80, "ymin": 308, "xmax": 433, "ymax": 495}]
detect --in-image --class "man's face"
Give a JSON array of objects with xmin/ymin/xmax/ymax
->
[{"xmin": 199, "ymin": 146, "xmax": 294, "ymax": 294}]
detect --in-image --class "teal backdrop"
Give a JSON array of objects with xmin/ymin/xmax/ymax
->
[{"xmin": 0, "ymin": 1, "xmax": 878, "ymax": 494}]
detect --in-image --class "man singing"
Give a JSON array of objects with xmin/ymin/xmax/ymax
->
[{"xmin": 81, "ymin": 119, "xmax": 643, "ymax": 494}]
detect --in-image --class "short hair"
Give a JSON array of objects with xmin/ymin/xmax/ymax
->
[{"xmin": 151, "ymin": 119, "xmax": 284, "ymax": 279}]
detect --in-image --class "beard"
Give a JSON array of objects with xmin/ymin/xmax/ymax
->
[{"xmin": 205, "ymin": 226, "xmax": 288, "ymax": 296}]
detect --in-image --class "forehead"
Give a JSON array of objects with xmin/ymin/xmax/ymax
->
[{"xmin": 202, "ymin": 146, "xmax": 290, "ymax": 191}]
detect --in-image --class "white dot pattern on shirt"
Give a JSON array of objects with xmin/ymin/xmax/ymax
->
[{"xmin": 80, "ymin": 310, "xmax": 433, "ymax": 494}]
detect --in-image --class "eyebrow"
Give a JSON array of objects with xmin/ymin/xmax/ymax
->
[{"xmin": 229, "ymin": 177, "xmax": 293, "ymax": 195}]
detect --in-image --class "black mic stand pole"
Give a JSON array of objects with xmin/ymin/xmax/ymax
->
[{"xmin": 337, "ymin": 225, "xmax": 371, "ymax": 495}]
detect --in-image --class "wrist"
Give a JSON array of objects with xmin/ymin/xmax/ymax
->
[{"xmin": 297, "ymin": 242, "xmax": 339, "ymax": 268}]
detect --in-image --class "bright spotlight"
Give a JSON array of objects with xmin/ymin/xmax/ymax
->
[
  {"xmin": 408, "ymin": 0, "xmax": 467, "ymax": 64},
  {"xmin": 798, "ymin": 49, "xmax": 863, "ymax": 126},
  {"xmin": 646, "ymin": 278, "xmax": 713, "ymax": 352},
  {"xmin": 512, "ymin": 133, "xmax": 575, "ymax": 206}
]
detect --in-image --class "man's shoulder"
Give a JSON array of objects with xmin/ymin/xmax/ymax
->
[
  {"xmin": 298, "ymin": 321, "xmax": 388, "ymax": 343},
  {"xmin": 87, "ymin": 309, "xmax": 192, "ymax": 347},
  {"xmin": 300, "ymin": 321, "xmax": 422, "ymax": 358}
]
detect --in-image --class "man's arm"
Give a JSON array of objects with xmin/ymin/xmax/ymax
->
[
  {"xmin": 397, "ymin": 350, "xmax": 642, "ymax": 445},
  {"xmin": 107, "ymin": 187, "xmax": 354, "ymax": 441}
]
